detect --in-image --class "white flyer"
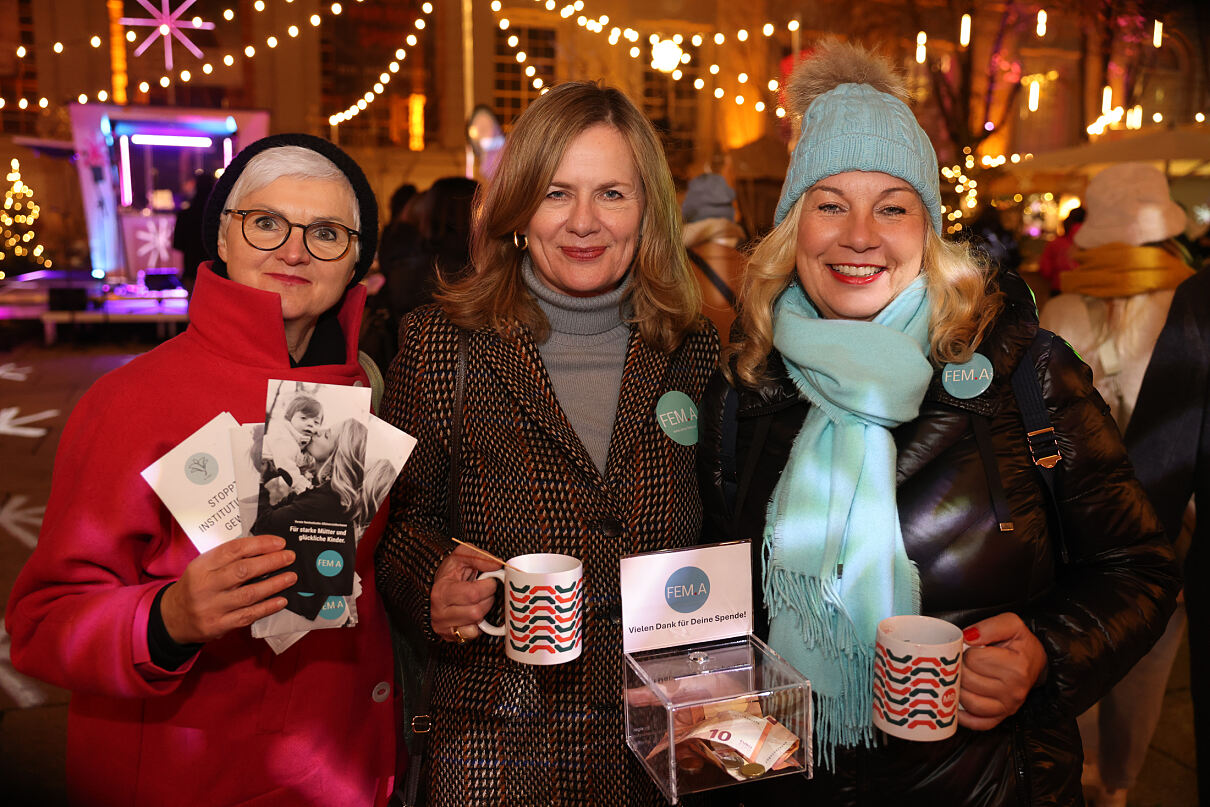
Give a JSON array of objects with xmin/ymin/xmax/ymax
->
[
  {"xmin": 620, "ymin": 542, "xmax": 753, "ymax": 653},
  {"xmin": 141, "ymin": 411, "xmax": 243, "ymax": 554},
  {"xmin": 249, "ymin": 414, "xmax": 416, "ymax": 645}
]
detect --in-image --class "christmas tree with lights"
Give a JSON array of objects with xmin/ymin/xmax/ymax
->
[{"xmin": 1, "ymin": 158, "xmax": 52, "ymax": 278}]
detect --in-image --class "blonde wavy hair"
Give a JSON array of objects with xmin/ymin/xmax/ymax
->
[
  {"xmin": 438, "ymin": 81, "xmax": 701, "ymax": 354},
  {"xmin": 317, "ymin": 418, "xmax": 367, "ymax": 516},
  {"xmin": 728, "ymin": 197, "xmax": 1004, "ymax": 388}
]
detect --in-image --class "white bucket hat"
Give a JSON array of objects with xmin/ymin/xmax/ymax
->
[{"xmin": 1074, "ymin": 162, "xmax": 1187, "ymax": 249}]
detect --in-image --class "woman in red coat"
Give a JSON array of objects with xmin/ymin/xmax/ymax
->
[{"xmin": 5, "ymin": 134, "xmax": 398, "ymax": 806}]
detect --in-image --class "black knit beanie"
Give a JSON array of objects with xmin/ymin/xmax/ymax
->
[{"xmin": 202, "ymin": 133, "xmax": 378, "ymax": 285}]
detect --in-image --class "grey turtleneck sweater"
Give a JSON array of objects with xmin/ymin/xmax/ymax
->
[{"xmin": 523, "ymin": 261, "xmax": 631, "ymax": 476}]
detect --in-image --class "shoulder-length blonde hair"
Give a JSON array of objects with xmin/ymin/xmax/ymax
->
[
  {"xmin": 318, "ymin": 418, "xmax": 367, "ymax": 516},
  {"xmin": 438, "ymin": 80, "xmax": 701, "ymax": 354},
  {"xmin": 729, "ymin": 196, "xmax": 1004, "ymax": 387}
]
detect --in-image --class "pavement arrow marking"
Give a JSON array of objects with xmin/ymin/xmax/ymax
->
[
  {"xmin": 0, "ymin": 494, "xmax": 43, "ymax": 548},
  {"xmin": 0, "ymin": 363, "xmax": 31, "ymax": 381},
  {"xmin": 0, "ymin": 407, "xmax": 59, "ymax": 438},
  {"xmin": 0, "ymin": 628, "xmax": 48, "ymax": 708}
]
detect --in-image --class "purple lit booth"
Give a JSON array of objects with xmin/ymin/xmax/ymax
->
[{"xmin": 68, "ymin": 104, "xmax": 268, "ymax": 285}]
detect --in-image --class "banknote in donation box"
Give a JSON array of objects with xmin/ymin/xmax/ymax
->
[{"xmin": 620, "ymin": 543, "xmax": 813, "ymax": 803}]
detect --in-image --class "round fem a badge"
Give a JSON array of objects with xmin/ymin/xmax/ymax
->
[{"xmin": 941, "ymin": 354, "xmax": 994, "ymax": 399}]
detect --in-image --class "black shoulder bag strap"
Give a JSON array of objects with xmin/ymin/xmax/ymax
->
[
  {"xmin": 399, "ymin": 328, "xmax": 467, "ymax": 807},
  {"xmin": 686, "ymin": 247, "xmax": 738, "ymax": 310},
  {"xmin": 1010, "ymin": 329, "xmax": 1068, "ymax": 564}
]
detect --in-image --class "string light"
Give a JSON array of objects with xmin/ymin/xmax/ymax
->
[
  {"xmin": 960, "ymin": 14, "xmax": 971, "ymax": 47},
  {"xmin": 1036, "ymin": 10, "xmax": 1047, "ymax": 38},
  {"xmin": 328, "ymin": 3, "xmax": 434, "ymax": 127}
]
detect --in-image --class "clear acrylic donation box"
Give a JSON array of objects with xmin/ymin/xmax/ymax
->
[{"xmin": 619, "ymin": 543, "xmax": 813, "ymax": 804}]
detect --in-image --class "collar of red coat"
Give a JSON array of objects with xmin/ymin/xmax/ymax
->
[{"xmin": 187, "ymin": 262, "xmax": 367, "ymax": 369}]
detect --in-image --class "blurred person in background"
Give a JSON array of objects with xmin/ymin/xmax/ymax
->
[
  {"xmin": 683, "ymin": 152, "xmax": 745, "ymax": 345},
  {"xmin": 1037, "ymin": 206, "xmax": 1085, "ymax": 296},
  {"xmin": 1040, "ymin": 162, "xmax": 1196, "ymax": 807}
]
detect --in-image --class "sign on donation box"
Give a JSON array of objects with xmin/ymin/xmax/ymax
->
[{"xmin": 620, "ymin": 543, "xmax": 813, "ymax": 803}]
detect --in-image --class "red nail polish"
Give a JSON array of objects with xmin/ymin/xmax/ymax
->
[{"xmin": 963, "ymin": 627, "xmax": 980, "ymax": 643}]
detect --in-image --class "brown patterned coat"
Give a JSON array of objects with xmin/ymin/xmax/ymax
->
[{"xmin": 376, "ymin": 304, "xmax": 719, "ymax": 806}]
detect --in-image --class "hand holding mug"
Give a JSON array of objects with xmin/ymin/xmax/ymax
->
[
  {"xmin": 431, "ymin": 544, "xmax": 500, "ymax": 641},
  {"xmin": 957, "ymin": 612, "xmax": 1048, "ymax": 731},
  {"xmin": 872, "ymin": 615, "xmax": 965, "ymax": 741},
  {"xmin": 477, "ymin": 553, "xmax": 584, "ymax": 665}
]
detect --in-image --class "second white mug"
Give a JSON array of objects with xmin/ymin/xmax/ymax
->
[
  {"xmin": 478, "ymin": 552, "xmax": 584, "ymax": 665},
  {"xmin": 872, "ymin": 614, "xmax": 964, "ymax": 741}
]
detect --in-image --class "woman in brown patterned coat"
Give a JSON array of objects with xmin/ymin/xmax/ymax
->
[{"xmin": 376, "ymin": 82, "xmax": 719, "ymax": 806}]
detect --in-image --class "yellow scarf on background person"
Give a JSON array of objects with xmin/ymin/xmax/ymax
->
[{"xmin": 1061, "ymin": 243, "xmax": 1194, "ymax": 298}]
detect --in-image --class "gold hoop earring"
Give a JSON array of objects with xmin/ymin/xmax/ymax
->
[{"xmin": 513, "ymin": 232, "xmax": 528, "ymax": 251}]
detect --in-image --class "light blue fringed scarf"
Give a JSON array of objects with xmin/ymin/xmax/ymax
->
[{"xmin": 764, "ymin": 274, "xmax": 933, "ymax": 769}]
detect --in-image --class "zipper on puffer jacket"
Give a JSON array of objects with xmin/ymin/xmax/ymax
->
[{"xmin": 1012, "ymin": 718, "xmax": 1031, "ymax": 807}]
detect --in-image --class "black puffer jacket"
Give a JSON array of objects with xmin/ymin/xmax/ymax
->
[{"xmin": 696, "ymin": 272, "xmax": 1179, "ymax": 806}]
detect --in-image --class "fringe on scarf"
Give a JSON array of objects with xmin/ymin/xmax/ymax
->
[{"xmin": 763, "ymin": 555, "xmax": 878, "ymax": 770}]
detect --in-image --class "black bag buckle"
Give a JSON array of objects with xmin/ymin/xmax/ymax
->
[
  {"xmin": 1026, "ymin": 426, "xmax": 1062, "ymax": 469},
  {"xmin": 411, "ymin": 714, "xmax": 432, "ymax": 734}
]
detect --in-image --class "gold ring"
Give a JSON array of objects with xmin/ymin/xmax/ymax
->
[{"xmin": 453, "ymin": 627, "xmax": 466, "ymax": 644}]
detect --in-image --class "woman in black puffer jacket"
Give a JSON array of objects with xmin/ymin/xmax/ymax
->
[{"xmin": 696, "ymin": 41, "xmax": 1178, "ymax": 806}]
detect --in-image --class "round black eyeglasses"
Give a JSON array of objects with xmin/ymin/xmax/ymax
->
[{"xmin": 224, "ymin": 208, "xmax": 360, "ymax": 261}]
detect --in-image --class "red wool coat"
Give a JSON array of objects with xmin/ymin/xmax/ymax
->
[{"xmin": 6, "ymin": 267, "xmax": 398, "ymax": 806}]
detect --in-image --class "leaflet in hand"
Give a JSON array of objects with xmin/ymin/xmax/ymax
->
[
  {"xmin": 141, "ymin": 412, "xmax": 243, "ymax": 554},
  {"xmin": 251, "ymin": 380, "xmax": 372, "ymax": 617},
  {"xmin": 238, "ymin": 391, "xmax": 416, "ymax": 635},
  {"xmin": 246, "ymin": 414, "xmax": 414, "ymax": 636}
]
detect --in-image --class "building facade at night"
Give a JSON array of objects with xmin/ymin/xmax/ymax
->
[{"xmin": 0, "ymin": 0, "xmax": 1206, "ymax": 275}]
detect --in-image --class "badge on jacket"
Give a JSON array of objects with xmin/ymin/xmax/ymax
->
[
  {"xmin": 656, "ymin": 391, "xmax": 698, "ymax": 445},
  {"xmin": 942, "ymin": 354, "xmax": 994, "ymax": 399}
]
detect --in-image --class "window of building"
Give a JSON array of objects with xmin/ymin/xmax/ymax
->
[
  {"xmin": 0, "ymin": 0, "xmax": 37, "ymax": 135},
  {"xmin": 493, "ymin": 25, "xmax": 555, "ymax": 129},
  {"xmin": 642, "ymin": 42, "xmax": 699, "ymax": 180},
  {"xmin": 321, "ymin": 0, "xmax": 436, "ymax": 147}
]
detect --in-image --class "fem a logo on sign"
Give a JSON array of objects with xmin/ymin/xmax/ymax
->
[{"xmin": 665, "ymin": 566, "xmax": 710, "ymax": 613}]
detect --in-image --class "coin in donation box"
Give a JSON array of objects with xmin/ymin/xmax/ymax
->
[
  {"xmin": 713, "ymin": 746, "xmax": 745, "ymax": 769},
  {"xmin": 740, "ymin": 762, "xmax": 766, "ymax": 778},
  {"xmin": 676, "ymin": 747, "xmax": 704, "ymax": 774}
]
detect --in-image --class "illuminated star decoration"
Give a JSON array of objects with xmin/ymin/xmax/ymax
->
[
  {"xmin": 134, "ymin": 218, "xmax": 175, "ymax": 267},
  {"xmin": 120, "ymin": 0, "xmax": 215, "ymax": 72}
]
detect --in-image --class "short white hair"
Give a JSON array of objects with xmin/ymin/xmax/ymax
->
[{"xmin": 219, "ymin": 145, "xmax": 360, "ymax": 260}]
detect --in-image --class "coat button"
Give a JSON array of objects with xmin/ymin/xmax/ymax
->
[
  {"xmin": 372, "ymin": 681, "xmax": 392, "ymax": 702},
  {"xmin": 608, "ymin": 603, "xmax": 623, "ymax": 625},
  {"xmin": 598, "ymin": 517, "xmax": 623, "ymax": 538}
]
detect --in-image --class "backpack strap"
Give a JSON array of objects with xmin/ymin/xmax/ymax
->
[
  {"xmin": 1010, "ymin": 329, "xmax": 1068, "ymax": 563},
  {"xmin": 970, "ymin": 412, "xmax": 1015, "ymax": 533}
]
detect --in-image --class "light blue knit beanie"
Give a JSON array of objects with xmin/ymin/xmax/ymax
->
[{"xmin": 774, "ymin": 43, "xmax": 942, "ymax": 233}]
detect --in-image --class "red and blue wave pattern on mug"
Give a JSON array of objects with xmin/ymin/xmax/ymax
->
[
  {"xmin": 872, "ymin": 645, "xmax": 960, "ymax": 730},
  {"xmin": 507, "ymin": 579, "xmax": 584, "ymax": 655}
]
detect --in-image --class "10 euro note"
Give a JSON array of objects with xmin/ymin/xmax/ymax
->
[{"xmin": 683, "ymin": 709, "xmax": 801, "ymax": 781}]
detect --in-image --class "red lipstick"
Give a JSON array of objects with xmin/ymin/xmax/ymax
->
[{"xmin": 561, "ymin": 246, "xmax": 606, "ymax": 261}]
